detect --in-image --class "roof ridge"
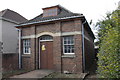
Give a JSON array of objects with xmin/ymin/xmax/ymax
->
[{"xmin": 58, "ymin": 4, "xmax": 73, "ymax": 13}]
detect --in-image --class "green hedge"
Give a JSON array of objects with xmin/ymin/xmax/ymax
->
[{"xmin": 97, "ymin": 10, "xmax": 120, "ymax": 78}]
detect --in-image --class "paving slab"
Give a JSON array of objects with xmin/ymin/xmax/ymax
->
[{"xmin": 10, "ymin": 70, "xmax": 54, "ymax": 78}]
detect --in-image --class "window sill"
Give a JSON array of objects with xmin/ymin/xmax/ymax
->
[
  {"xmin": 22, "ymin": 54, "xmax": 31, "ymax": 58},
  {"xmin": 62, "ymin": 54, "xmax": 76, "ymax": 58},
  {"xmin": 23, "ymin": 53, "xmax": 31, "ymax": 54}
]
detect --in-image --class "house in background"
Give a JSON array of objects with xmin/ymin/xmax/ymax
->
[
  {"xmin": 16, "ymin": 5, "xmax": 95, "ymax": 73},
  {"xmin": 0, "ymin": 9, "xmax": 27, "ymax": 72}
]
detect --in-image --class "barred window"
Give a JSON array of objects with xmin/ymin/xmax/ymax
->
[
  {"xmin": 23, "ymin": 39, "xmax": 30, "ymax": 54},
  {"xmin": 63, "ymin": 36, "xmax": 74, "ymax": 54}
]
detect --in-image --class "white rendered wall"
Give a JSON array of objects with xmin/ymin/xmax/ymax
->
[
  {"xmin": 0, "ymin": 19, "xmax": 2, "ymax": 42},
  {"xmin": 2, "ymin": 20, "xmax": 18, "ymax": 54},
  {"xmin": 0, "ymin": 18, "xmax": 2, "ymax": 79}
]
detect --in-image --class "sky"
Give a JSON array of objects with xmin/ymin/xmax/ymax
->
[{"xmin": 0, "ymin": 0, "xmax": 120, "ymax": 36}]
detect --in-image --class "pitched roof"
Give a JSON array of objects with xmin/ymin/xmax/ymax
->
[
  {"xmin": 19, "ymin": 5, "xmax": 83, "ymax": 26},
  {"xmin": 0, "ymin": 9, "xmax": 27, "ymax": 23},
  {"xmin": 16, "ymin": 5, "xmax": 95, "ymax": 39}
]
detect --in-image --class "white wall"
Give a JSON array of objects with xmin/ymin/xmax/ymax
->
[
  {"xmin": 0, "ymin": 19, "xmax": 2, "ymax": 42},
  {"xmin": 0, "ymin": 18, "xmax": 2, "ymax": 79},
  {"xmin": 2, "ymin": 20, "xmax": 18, "ymax": 54}
]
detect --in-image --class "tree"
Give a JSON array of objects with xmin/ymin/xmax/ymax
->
[{"xmin": 97, "ymin": 10, "xmax": 120, "ymax": 78}]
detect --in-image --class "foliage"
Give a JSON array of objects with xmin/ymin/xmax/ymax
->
[
  {"xmin": 96, "ymin": 12, "xmax": 116, "ymax": 41},
  {"xmin": 97, "ymin": 10, "xmax": 120, "ymax": 78}
]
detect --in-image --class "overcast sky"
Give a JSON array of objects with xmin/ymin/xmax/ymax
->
[{"xmin": 1, "ymin": 0, "xmax": 120, "ymax": 36}]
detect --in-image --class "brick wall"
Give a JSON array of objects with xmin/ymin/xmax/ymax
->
[
  {"xmin": 22, "ymin": 56, "xmax": 33, "ymax": 70},
  {"xmin": 84, "ymin": 28, "xmax": 95, "ymax": 72},
  {"xmin": 62, "ymin": 58, "xmax": 76, "ymax": 73},
  {"xmin": 2, "ymin": 54, "xmax": 18, "ymax": 72},
  {"xmin": 53, "ymin": 22, "xmax": 62, "ymax": 72},
  {"xmin": 21, "ymin": 26, "xmax": 36, "ymax": 70},
  {"xmin": 74, "ymin": 34, "xmax": 83, "ymax": 73},
  {"xmin": 53, "ymin": 36, "xmax": 62, "ymax": 72},
  {"xmin": 36, "ymin": 23, "xmax": 56, "ymax": 34},
  {"xmin": 61, "ymin": 20, "xmax": 75, "ymax": 32},
  {"xmin": 20, "ymin": 19, "xmax": 94, "ymax": 73}
]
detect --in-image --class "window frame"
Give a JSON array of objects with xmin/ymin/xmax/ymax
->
[
  {"xmin": 63, "ymin": 36, "xmax": 75, "ymax": 54},
  {"xmin": 23, "ymin": 39, "xmax": 31, "ymax": 54},
  {"xmin": 40, "ymin": 35, "xmax": 53, "ymax": 42}
]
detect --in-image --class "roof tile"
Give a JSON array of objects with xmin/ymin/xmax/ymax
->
[
  {"xmin": 0, "ymin": 9, "xmax": 27, "ymax": 23},
  {"xmin": 21, "ymin": 5, "xmax": 82, "ymax": 25}
]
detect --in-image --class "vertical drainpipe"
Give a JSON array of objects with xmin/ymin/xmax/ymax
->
[
  {"xmin": 60, "ymin": 22, "xmax": 63, "ymax": 73},
  {"xmin": 18, "ymin": 29, "xmax": 21, "ymax": 69},
  {"xmin": 82, "ymin": 20, "xmax": 86, "ymax": 73},
  {"xmin": 34, "ymin": 26, "xmax": 36, "ymax": 69}
]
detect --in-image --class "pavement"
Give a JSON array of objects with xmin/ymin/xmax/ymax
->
[
  {"xmin": 10, "ymin": 70, "xmax": 54, "ymax": 78},
  {"xmin": 9, "ymin": 69, "xmax": 89, "ymax": 79}
]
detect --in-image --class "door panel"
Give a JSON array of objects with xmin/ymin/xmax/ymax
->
[{"xmin": 40, "ymin": 41, "xmax": 53, "ymax": 69}]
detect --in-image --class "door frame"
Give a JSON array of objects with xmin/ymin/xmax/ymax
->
[{"xmin": 38, "ymin": 38, "xmax": 53, "ymax": 69}]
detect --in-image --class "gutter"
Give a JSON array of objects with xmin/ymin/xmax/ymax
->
[
  {"xmin": 18, "ymin": 29, "xmax": 22, "ymax": 69},
  {"xmin": 16, "ymin": 15, "xmax": 84, "ymax": 27},
  {"xmin": 82, "ymin": 20, "xmax": 86, "ymax": 73}
]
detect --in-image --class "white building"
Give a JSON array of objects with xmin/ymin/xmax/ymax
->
[
  {"xmin": 0, "ymin": 9, "xmax": 27, "ymax": 73},
  {"xmin": 0, "ymin": 9, "xmax": 27, "ymax": 54}
]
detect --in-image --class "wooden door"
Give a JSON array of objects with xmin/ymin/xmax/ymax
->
[{"xmin": 40, "ymin": 41, "xmax": 53, "ymax": 69}]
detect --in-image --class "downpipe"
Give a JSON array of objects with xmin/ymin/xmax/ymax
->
[
  {"xmin": 18, "ymin": 29, "xmax": 21, "ymax": 69},
  {"xmin": 82, "ymin": 20, "xmax": 86, "ymax": 73}
]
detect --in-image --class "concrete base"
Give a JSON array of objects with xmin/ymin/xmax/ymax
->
[{"xmin": 10, "ymin": 70, "xmax": 54, "ymax": 78}]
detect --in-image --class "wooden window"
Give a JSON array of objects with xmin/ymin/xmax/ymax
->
[
  {"xmin": 23, "ymin": 39, "xmax": 30, "ymax": 54},
  {"xmin": 63, "ymin": 36, "xmax": 74, "ymax": 54}
]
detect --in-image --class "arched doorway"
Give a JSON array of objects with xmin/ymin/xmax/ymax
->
[{"xmin": 39, "ymin": 35, "xmax": 53, "ymax": 69}]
